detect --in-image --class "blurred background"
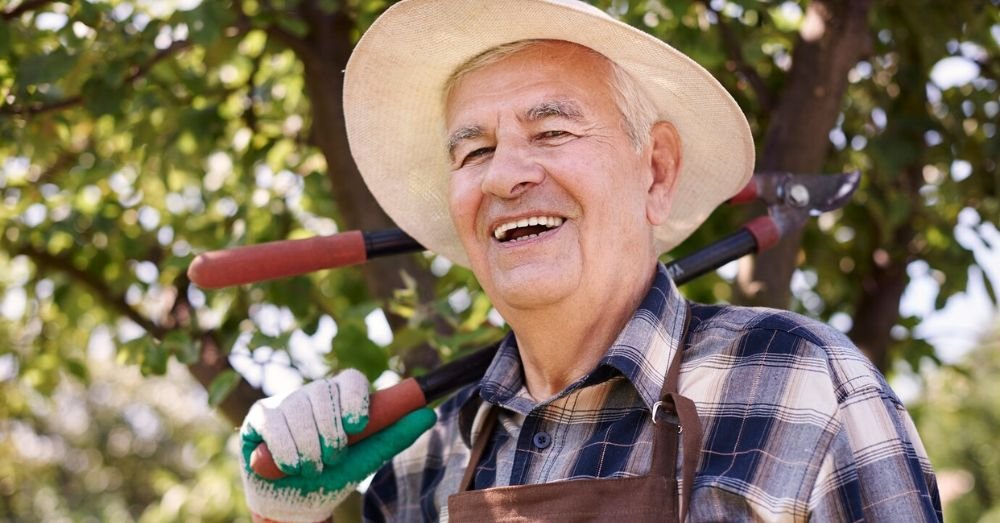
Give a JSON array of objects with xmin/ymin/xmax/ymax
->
[{"xmin": 1, "ymin": 0, "xmax": 997, "ymax": 520}]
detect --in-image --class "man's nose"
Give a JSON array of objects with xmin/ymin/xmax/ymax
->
[{"xmin": 480, "ymin": 143, "xmax": 544, "ymax": 199}]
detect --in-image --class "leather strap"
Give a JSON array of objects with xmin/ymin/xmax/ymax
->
[
  {"xmin": 453, "ymin": 304, "xmax": 702, "ymax": 522},
  {"xmin": 652, "ymin": 306, "xmax": 702, "ymax": 522},
  {"xmin": 459, "ymin": 405, "xmax": 499, "ymax": 492}
]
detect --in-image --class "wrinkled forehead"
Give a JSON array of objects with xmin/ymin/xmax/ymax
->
[{"xmin": 442, "ymin": 40, "xmax": 615, "ymax": 111}]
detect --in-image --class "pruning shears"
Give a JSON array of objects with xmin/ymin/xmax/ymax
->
[{"xmin": 187, "ymin": 170, "xmax": 861, "ymax": 480}]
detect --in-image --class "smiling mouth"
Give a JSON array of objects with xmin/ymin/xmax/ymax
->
[{"xmin": 493, "ymin": 215, "xmax": 565, "ymax": 243}]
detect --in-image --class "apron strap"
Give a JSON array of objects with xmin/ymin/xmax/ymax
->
[
  {"xmin": 651, "ymin": 305, "xmax": 702, "ymax": 522},
  {"xmin": 654, "ymin": 391, "xmax": 701, "ymax": 522},
  {"xmin": 459, "ymin": 405, "xmax": 499, "ymax": 492},
  {"xmin": 456, "ymin": 304, "xmax": 703, "ymax": 523}
]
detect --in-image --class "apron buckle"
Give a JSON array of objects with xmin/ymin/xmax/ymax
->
[{"xmin": 651, "ymin": 400, "xmax": 682, "ymax": 432}]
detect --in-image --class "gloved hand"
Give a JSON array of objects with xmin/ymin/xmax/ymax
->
[{"xmin": 239, "ymin": 369, "xmax": 437, "ymax": 522}]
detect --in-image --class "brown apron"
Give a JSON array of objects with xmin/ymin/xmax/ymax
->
[{"xmin": 447, "ymin": 325, "xmax": 702, "ymax": 523}]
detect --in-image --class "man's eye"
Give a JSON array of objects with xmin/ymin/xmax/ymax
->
[
  {"xmin": 540, "ymin": 130, "xmax": 567, "ymax": 139},
  {"xmin": 461, "ymin": 147, "xmax": 493, "ymax": 166}
]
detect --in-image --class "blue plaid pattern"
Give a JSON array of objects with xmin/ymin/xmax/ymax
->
[{"xmin": 364, "ymin": 263, "xmax": 941, "ymax": 522}]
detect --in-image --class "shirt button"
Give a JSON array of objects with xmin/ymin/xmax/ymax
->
[{"xmin": 532, "ymin": 431, "xmax": 552, "ymax": 449}]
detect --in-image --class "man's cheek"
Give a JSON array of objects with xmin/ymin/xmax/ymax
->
[{"xmin": 447, "ymin": 188, "xmax": 480, "ymax": 241}]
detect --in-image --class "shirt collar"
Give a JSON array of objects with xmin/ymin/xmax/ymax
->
[{"xmin": 477, "ymin": 262, "xmax": 689, "ymax": 414}]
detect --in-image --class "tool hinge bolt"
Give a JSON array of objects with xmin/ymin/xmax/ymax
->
[{"xmin": 786, "ymin": 183, "xmax": 810, "ymax": 207}]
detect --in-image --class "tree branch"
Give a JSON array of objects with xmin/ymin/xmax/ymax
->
[
  {"xmin": 168, "ymin": 274, "xmax": 264, "ymax": 425},
  {"xmin": 2, "ymin": 96, "xmax": 83, "ymax": 116},
  {"xmin": 698, "ymin": 0, "xmax": 773, "ymax": 114},
  {"xmin": 231, "ymin": 0, "xmax": 317, "ymax": 63},
  {"xmin": 13, "ymin": 243, "xmax": 166, "ymax": 339},
  {"xmin": 1, "ymin": 0, "xmax": 56, "ymax": 20},
  {"xmin": 264, "ymin": 25, "xmax": 318, "ymax": 63},
  {"xmin": 1, "ymin": 39, "xmax": 194, "ymax": 117},
  {"xmin": 242, "ymin": 50, "xmax": 265, "ymax": 133},
  {"xmin": 14, "ymin": 243, "xmax": 265, "ymax": 424},
  {"xmin": 127, "ymin": 39, "xmax": 194, "ymax": 83},
  {"xmin": 17, "ymin": 146, "xmax": 85, "ymax": 186}
]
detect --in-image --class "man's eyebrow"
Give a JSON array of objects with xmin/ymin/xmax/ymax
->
[
  {"xmin": 447, "ymin": 125, "xmax": 484, "ymax": 157},
  {"xmin": 524, "ymin": 100, "xmax": 584, "ymax": 122}
]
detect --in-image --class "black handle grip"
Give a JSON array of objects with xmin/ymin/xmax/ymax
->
[
  {"xmin": 665, "ymin": 228, "xmax": 759, "ymax": 285},
  {"xmin": 363, "ymin": 229, "xmax": 424, "ymax": 259}
]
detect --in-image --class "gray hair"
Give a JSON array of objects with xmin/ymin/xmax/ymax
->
[{"xmin": 444, "ymin": 39, "xmax": 659, "ymax": 151}]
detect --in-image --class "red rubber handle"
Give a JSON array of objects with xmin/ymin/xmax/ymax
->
[
  {"xmin": 188, "ymin": 231, "xmax": 367, "ymax": 289},
  {"xmin": 249, "ymin": 377, "xmax": 428, "ymax": 480},
  {"xmin": 744, "ymin": 215, "xmax": 781, "ymax": 251},
  {"xmin": 728, "ymin": 179, "xmax": 759, "ymax": 204}
]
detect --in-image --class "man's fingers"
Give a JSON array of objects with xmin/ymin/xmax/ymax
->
[
  {"xmin": 337, "ymin": 369, "xmax": 371, "ymax": 435},
  {"xmin": 242, "ymin": 370, "xmax": 375, "ymax": 480},
  {"xmin": 307, "ymin": 378, "xmax": 348, "ymax": 466},
  {"xmin": 308, "ymin": 370, "xmax": 370, "ymax": 466},
  {"xmin": 258, "ymin": 403, "xmax": 306, "ymax": 476},
  {"xmin": 277, "ymin": 392, "xmax": 324, "ymax": 477}
]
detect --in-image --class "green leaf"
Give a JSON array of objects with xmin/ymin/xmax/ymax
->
[
  {"xmin": 184, "ymin": 2, "xmax": 234, "ymax": 46},
  {"xmin": 0, "ymin": 19, "xmax": 11, "ymax": 57},
  {"xmin": 141, "ymin": 341, "xmax": 168, "ymax": 376},
  {"xmin": 331, "ymin": 323, "xmax": 388, "ymax": 381},
  {"xmin": 460, "ymin": 292, "xmax": 493, "ymax": 331},
  {"xmin": 207, "ymin": 369, "xmax": 240, "ymax": 407},
  {"xmin": 387, "ymin": 327, "xmax": 430, "ymax": 354},
  {"xmin": 65, "ymin": 358, "xmax": 90, "ymax": 382},
  {"xmin": 118, "ymin": 337, "xmax": 153, "ymax": 366},
  {"xmin": 163, "ymin": 331, "xmax": 199, "ymax": 364},
  {"xmin": 17, "ymin": 50, "xmax": 76, "ymax": 85},
  {"xmin": 81, "ymin": 76, "xmax": 126, "ymax": 117},
  {"xmin": 275, "ymin": 17, "xmax": 309, "ymax": 38},
  {"xmin": 76, "ymin": 2, "xmax": 103, "ymax": 28},
  {"xmin": 316, "ymin": 0, "xmax": 341, "ymax": 13}
]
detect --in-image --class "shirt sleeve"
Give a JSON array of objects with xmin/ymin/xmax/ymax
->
[{"xmin": 807, "ymin": 383, "xmax": 942, "ymax": 521}]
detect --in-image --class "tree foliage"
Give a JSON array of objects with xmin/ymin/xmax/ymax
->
[
  {"xmin": 1, "ymin": 0, "xmax": 997, "ymax": 519},
  {"xmin": 0, "ymin": 342, "xmax": 251, "ymax": 521},
  {"xmin": 913, "ymin": 318, "xmax": 1000, "ymax": 521}
]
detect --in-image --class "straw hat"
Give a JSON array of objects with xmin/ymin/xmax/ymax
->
[{"xmin": 344, "ymin": 0, "xmax": 754, "ymax": 267}]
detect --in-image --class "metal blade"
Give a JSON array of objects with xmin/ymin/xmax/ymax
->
[{"xmin": 751, "ymin": 171, "xmax": 862, "ymax": 214}]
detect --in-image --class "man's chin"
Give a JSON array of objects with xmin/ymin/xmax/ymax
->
[{"xmin": 488, "ymin": 271, "xmax": 576, "ymax": 311}]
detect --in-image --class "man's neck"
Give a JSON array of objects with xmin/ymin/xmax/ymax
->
[{"xmin": 503, "ymin": 263, "xmax": 658, "ymax": 401}]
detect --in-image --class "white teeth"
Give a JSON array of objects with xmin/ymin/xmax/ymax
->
[{"xmin": 492, "ymin": 215, "xmax": 565, "ymax": 241}]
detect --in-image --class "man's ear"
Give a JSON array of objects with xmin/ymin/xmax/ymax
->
[{"xmin": 646, "ymin": 121, "xmax": 682, "ymax": 225}]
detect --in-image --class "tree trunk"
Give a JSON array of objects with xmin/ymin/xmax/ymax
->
[
  {"xmin": 735, "ymin": 0, "xmax": 874, "ymax": 308},
  {"xmin": 188, "ymin": 332, "xmax": 266, "ymax": 425},
  {"xmin": 296, "ymin": 4, "xmax": 442, "ymax": 372},
  {"xmin": 847, "ymin": 228, "xmax": 912, "ymax": 372},
  {"xmin": 846, "ymin": 3, "xmax": 930, "ymax": 371}
]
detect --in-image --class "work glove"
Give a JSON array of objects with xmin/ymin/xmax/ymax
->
[{"xmin": 239, "ymin": 369, "xmax": 437, "ymax": 522}]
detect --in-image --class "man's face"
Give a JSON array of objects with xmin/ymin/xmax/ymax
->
[{"xmin": 445, "ymin": 42, "xmax": 667, "ymax": 312}]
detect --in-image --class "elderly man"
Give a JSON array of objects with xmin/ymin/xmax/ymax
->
[{"xmin": 239, "ymin": 0, "xmax": 941, "ymax": 521}]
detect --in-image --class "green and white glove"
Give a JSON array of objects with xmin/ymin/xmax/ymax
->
[{"xmin": 239, "ymin": 369, "xmax": 436, "ymax": 522}]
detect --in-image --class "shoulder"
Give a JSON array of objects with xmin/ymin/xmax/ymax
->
[
  {"xmin": 688, "ymin": 302, "xmax": 850, "ymax": 348},
  {"xmin": 681, "ymin": 304, "xmax": 938, "ymax": 519},
  {"xmin": 685, "ymin": 302, "xmax": 890, "ymax": 402}
]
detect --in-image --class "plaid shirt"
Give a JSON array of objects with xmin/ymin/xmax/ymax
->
[{"xmin": 364, "ymin": 263, "xmax": 941, "ymax": 522}]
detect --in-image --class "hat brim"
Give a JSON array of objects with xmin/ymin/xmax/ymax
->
[{"xmin": 344, "ymin": 0, "xmax": 755, "ymax": 267}]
